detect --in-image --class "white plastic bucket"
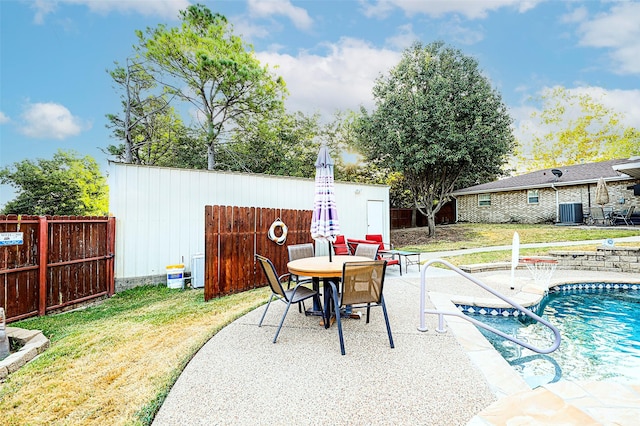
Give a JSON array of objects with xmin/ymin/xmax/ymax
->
[{"xmin": 166, "ymin": 264, "xmax": 185, "ymax": 289}]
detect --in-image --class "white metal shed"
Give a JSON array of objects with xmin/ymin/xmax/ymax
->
[{"xmin": 108, "ymin": 163, "xmax": 390, "ymax": 290}]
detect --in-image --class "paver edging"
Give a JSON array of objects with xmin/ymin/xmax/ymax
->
[{"xmin": 0, "ymin": 327, "xmax": 50, "ymax": 380}]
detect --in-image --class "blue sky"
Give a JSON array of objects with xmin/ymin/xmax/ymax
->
[{"xmin": 2, "ymin": 0, "xmax": 640, "ymax": 208}]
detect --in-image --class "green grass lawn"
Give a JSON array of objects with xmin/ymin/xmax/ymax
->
[
  {"xmin": 1, "ymin": 285, "xmax": 269, "ymax": 425},
  {"xmin": 397, "ymin": 223, "xmax": 640, "ymax": 252}
]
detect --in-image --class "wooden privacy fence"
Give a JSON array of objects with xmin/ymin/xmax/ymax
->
[
  {"xmin": 0, "ymin": 215, "xmax": 116, "ymax": 323},
  {"xmin": 204, "ymin": 206, "xmax": 313, "ymax": 301},
  {"xmin": 390, "ymin": 203, "xmax": 456, "ymax": 229}
]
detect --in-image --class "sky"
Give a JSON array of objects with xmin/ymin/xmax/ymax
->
[{"xmin": 1, "ymin": 0, "xmax": 640, "ymax": 208}]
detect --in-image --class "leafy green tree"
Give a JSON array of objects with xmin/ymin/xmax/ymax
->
[
  {"xmin": 135, "ymin": 4, "xmax": 287, "ymax": 170},
  {"xmin": 106, "ymin": 58, "xmax": 197, "ymax": 166},
  {"xmin": 520, "ymin": 86, "xmax": 640, "ymax": 171},
  {"xmin": 220, "ymin": 111, "xmax": 321, "ymax": 176},
  {"xmin": 106, "ymin": 58, "xmax": 175, "ymax": 164},
  {"xmin": 356, "ymin": 41, "xmax": 515, "ymax": 236},
  {"xmin": 106, "ymin": 99, "xmax": 194, "ymax": 167},
  {"xmin": 0, "ymin": 150, "xmax": 109, "ymax": 216}
]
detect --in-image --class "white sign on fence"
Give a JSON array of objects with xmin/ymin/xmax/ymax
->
[{"xmin": 0, "ymin": 232, "xmax": 23, "ymax": 246}]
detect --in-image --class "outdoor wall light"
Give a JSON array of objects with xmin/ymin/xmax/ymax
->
[{"xmin": 354, "ymin": 189, "xmax": 361, "ymax": 194}]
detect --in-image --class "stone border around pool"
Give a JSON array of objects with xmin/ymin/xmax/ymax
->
[
  {"xmin": 0, "ymin": 327, "xmax": 50, "ymax": 380},
  {"xmin": 452, "ymin": 279, "xmax": 640, "ymax": 317}
]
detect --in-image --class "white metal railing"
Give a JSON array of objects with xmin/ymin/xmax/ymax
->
[{"xmin": 418, "ymin": 259, "xmax": 561, "ymax": 354}]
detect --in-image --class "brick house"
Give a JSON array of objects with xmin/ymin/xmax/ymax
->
[{"xmin": 452, "ymin": 158, "xmax": 640, "ymax": 224}]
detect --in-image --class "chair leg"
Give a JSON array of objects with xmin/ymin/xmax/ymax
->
[
  {"xmin": 273, "ymin": 299, "xmax": 294, "ymax": 343},
  {"xmin": 323, "ymin": 282, "xmax": 332, "ymax": 329},
  {"xmin": 366, "ymin": 303, "xmax": 371, "ymax": 323},
  {"xmin": 258, "ymin": 294, "xmax": 276, "ymax": 327},
  {"xmin": 289, "ymin": 276, "xmax": 304, "ymax": 313},
  {"xmin": 381, "ymin": 295, "xmax": 394, "ymax": 349},
  {"xmin": 328, "ymin": 282, "xmax": 346, "ymax": 355}
]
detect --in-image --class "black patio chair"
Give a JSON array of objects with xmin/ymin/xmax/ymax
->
[
  {"xmin": 588, "ymin": 206, "xmax": 609, "ymax": 225},
  {"xmin": 326, "ymin": 260, "xmax": 394, "ymax": 355},
  {"xmin": 256, "ymin": 254, "xmax": 322, "ymax": 343},
  {"xmin": 612, "ymin": 205, "xmax": 635, "ymax": 226}
]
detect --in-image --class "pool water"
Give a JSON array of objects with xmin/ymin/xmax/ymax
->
[{"xmin": 476, "ymin": 288, "xmax": 640, "ymax": 388}]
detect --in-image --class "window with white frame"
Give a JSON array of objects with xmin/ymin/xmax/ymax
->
[
  {"xmin": 528, "ymin": 189, "xmax": 539, "ymax": 204},
  {"xmin": 478, "ymin": 193, "xmax": 491, "ymax": 206}
]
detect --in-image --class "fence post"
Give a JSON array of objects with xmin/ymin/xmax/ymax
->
[
  {"xmin": 107, "ymin": 217, "xmax": 116, "ymax": 295},
  {"xmin": 38, "ymin": 216, "xmax": 48, "ymax": 316}
]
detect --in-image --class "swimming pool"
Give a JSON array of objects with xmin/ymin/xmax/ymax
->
[{"xmin": 475, "ymin": 284, "xmax": 640, "ymax": 388}]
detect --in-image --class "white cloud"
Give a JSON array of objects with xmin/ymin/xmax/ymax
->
[
  {"xmin": 439, "ymin": 16, "xmax": 485, "ymax": 45},
  {"xmin": 31, "ymin": 0, "xmax": 57, "ymax": 24},
  {"xmin": 248, "ymin": 0, "xmax": 313, "ymax": 30},
  {"xmin": 574, "ymin": 2, "xmax": 640, "ymax": 75},
  {"xmin": 30, "ymin": 0, "xmax": 189, "ymax": 23},
  {"xmin": 385, "ymin": 24, "xmax": 418, "ymax": 50},
  {"xmin": 232, "ymin": 18, "xmax": 272, "ymax": 42},
  {"xmin": 257, "ymin": 38, "xmax": 400, "ymax": 118},
  {"xmin": 560, "ymin": 6, "xmax": 588, "ymax": 24},
  {"xmin": 0, "ymin": 112, "xmax": 9, "ymax": 124},
  {"xmin": 19, "ymin": 102, "xmax": 90, "ymax": 140},
  {"xmin": 360, "ymin": 0, "xmax": 543, "ymax": 19}
]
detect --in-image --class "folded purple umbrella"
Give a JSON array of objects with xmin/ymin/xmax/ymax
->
[{"xmin": 310, "ymin": 145, "xmax": 340, "ymax": 261}]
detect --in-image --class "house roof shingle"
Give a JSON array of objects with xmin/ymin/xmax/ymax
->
[{"xmin": 453, "ymin": 158, "xmax": 640, "ymax": 195}]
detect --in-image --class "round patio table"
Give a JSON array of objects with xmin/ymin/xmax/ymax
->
[
  {"xmin": 287, "ymin": 255, "xmax": 372, "ymax": 324},
  {"xmin": 287, "ymin": 255, "xmax": 372, "ymax": 278}
]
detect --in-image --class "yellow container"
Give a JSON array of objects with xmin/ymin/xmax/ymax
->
[{"xmin": 166, "ymin": 264, "xmax": 185, "ymax": 289}]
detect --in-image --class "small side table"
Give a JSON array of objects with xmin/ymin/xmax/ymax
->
[{"xmin": 380, "ymin": 250, "xmax": 421, "ymax": 274}]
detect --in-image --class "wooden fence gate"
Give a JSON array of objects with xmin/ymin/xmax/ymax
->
[
  {"xmin": 0, "ymin": 215, "xmax": 116, "ymax": 323},
  {"xmin": 204, "ymin": 206, "xmax": 313, "ymax": 301}
]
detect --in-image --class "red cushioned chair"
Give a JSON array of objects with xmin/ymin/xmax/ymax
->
[
  {"xmin": 332, "ymin": 235, "xmax": 351, "ymax": 255},
  {"xmin": 365, "ymin": 234, "xmax": 401, "ymax": 275}
]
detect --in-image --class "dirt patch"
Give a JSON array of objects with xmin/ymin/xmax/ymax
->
[{"xmin": 390, "ymin": 225, "xmax": 468, "ymax": 247}]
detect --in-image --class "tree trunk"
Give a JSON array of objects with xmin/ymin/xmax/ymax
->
[
  {"xmin": 416, "ymin": 204, "xmax": 437, "ymax": 237},
  {"xmin": 426, "ymin": 213, "xmax": 436, "ymax": 237},
  {"xmin": 207, "ymin": 143, "xmax": 215, "ymax": 170}
]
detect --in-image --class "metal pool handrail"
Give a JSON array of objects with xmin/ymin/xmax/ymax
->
[{"xmin": 418, "ymin": 259, "xmax": 561, "ymax": 354}]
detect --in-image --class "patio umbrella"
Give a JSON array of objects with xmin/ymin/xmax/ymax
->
[
  {"xmin": 310, "ymin": 145, "xmax": 340, "ymax": 261},
  {"xmin": 595, "ymin": 177, "xmax": 609, "ymax": 206}
]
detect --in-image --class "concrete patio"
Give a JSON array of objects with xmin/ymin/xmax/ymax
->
[{"xmin": 153, "ymin": 257, "xmax": 640, "ymax": 425}]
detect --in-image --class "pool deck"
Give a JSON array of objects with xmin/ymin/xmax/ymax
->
[
  {"xmin": 153, "ymin": 258, "xmax": 640, "ymax": 425},
  {"xmin": 426, "ymin": 267, "xmax": 640, "ymax": 425}
]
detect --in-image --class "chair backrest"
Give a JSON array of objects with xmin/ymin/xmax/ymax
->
[
  {"xmin": 288, "ymin": 243, "xmax": 314, "ymax": 262},
  {"xmin": 365, "ymin": 234, "xmax": 386, "ymax": 251},
  {"xmin": 340, "ymin": 261, "xmax": 387, "ymax": 306},
  {"xmin": 255, "ymin": 255, "xmax": 286, "ymax": 298},
  {"xmin": 333, "ymin": 235, "xmax": 350, "ymax": 255},
  {"xmin": 591, "ymin": 206, "xmax": 605, "ymax": 220},
  {"xmin": 354, "ymin": 243, "xmax": 379, "ymax": 260}
]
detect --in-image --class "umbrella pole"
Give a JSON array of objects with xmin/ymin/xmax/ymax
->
[{"xmin": 329, "ymin": 241, "xmax": 333, "ymax": 262}]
